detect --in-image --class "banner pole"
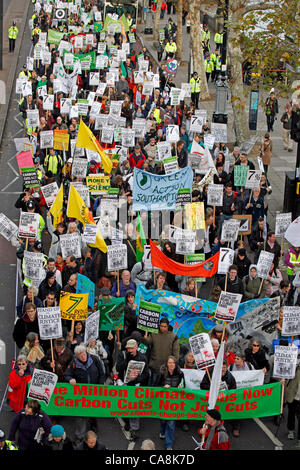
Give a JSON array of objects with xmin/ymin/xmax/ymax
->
[
  {"xmin": 50, "ymin": 339, "xmax": 55, "ymax": 373},
  {"xmin": 258, "ymin": 278, "xmax": 263, "ymax": 296},
  {"xmin": 280, "ymin": 379, "xmax": 285, "ymax": 414}
]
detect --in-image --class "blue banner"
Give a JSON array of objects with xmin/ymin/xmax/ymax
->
[
  {"xmin": 132, "ymin": 166, "xmax": 193, "ymax": 211},
  {"xmin": 76, "ymin": 273, "xmax": 95, "ymax": 309}
]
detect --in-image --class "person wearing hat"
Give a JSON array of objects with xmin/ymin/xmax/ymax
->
[
  {"xmin": 197, "ymin": 408, "xmax": 230, "ymax": 450},
  {"xmin": 8, "ymin": 21, "xmax": 19, "ymax": 52},
  {"xmin": 45, "ymin": 425, "xmax": 73, "ymax": 451},
  {"xmin": 0, "ymin": 429, "xmax": 18, "ymax": 451},
  {"xmin": 37, "ymin": 270, "xmax": 61, "ymax": 302},
  {"xmin": 25, "ymin": 199, "xmax": 46, "ymax": 241},
  {"xmin": 189, "ymin": 71, "xmax": 201, "ymax": 109},
  {"xmin": 116, "ymin": 338, "xmax": 149, "ymax": 440},
  {"xmin": 234, "ymin": 248, "xmax": 252, "ymax": 280}
]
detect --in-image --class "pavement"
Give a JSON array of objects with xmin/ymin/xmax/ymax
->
[{"xmin": 136, "ymin": 11, "xmax": 299, "ymax": 230}]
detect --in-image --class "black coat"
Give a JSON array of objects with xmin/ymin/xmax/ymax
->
[
  {"xmin": 13, "ymin": 314, "xmax": 40, "ymax": 349},
  {"xmin": 244, "ymin": 347, "xmax": 270, "ymax": 371},
  {"xmin": 155, "ymin": 365, "xmax": 185, "ymax": 388},
  {"xmin": 218, "ymin": 275, "xmax": 244, "ymax": 296},
  {"xmin": 116, "ymin": 350, "xmax": 149, "ymax": 386},
  {"xmin": 64, "ymin": 353, "xmax": 105, "ymax": 385},
  {"xmin": 234, "ymin": 255, "xmax": 251, "ymax": 280},
  {"xmin": 201, "ymin": 369, "xmax": 236, "ymax": 390}
]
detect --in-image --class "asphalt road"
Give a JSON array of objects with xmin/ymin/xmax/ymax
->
[{"xmin": 0, "ymin": 7, "xmax": 297, "ymax": 452}]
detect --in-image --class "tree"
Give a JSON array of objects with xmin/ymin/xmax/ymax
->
[
  {"xmin": 176, "ymin": 0, "xmax": 183, "ymax": 61},
  {"xmin": 189, "ymin": 0, "xmax": 210, "ymax": 100},
  {"xmin": 153, "ymin": 0, "xmax": 163, "ymax": 41}
]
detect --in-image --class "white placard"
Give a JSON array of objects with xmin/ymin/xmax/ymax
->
[
  {"xmin": 282, "ymin": 306, "xmax": 300, "ymax": 337},
  {"xmin": 0, "ymin": 213, "xmax": 19, "ymax": 241},
  {"xmin": 189, "ymin": 333, "xmax": 215, "ymax": 370},
  {"xmin": 256, "ymin": 250, "xmax": 274, "ymax": 279},
  {"xmin": 37, "ymin": 307, "xmax": 63, "ymax": 340},
  {"xmin": 19, "ymin": 212, "xmax": 39, "ymax": 238},
  {"xmin": 217, "ymin": 247, "xmax": 235, "ymax": 275},
  {"xmin": 41, "ymin": 182, "xmax": 59, "ymax": 208},
  {"xmin": 215, "ymin": 291, "xmax": 243, "ymax": 322},
  {"xmin": 40, "ymin": 130, "xmax": 54, "ymax": 150},
  {"xmin": 83, "ymin": 224, "xmax": 97, "ymax": 244},
  {"xmin": 28, "ymin": 369, "xmax": 58, "ymax": 406},
  {"xmin": 207, "ymin": 184, "xmax": 223, "ymax": 206},
  {"xmin": 275, "ymin": 213, "xmax": 292, "ymax": 237},
  {"xmin": 273, "ymin": 345, "xmax": 298, "ymax": 379},
  {"xmin": 221, "ymin": 219, "xmax": 240, "ymax": 242},
  {"xmin": 59, "ymin": 233, "xmax": 82, "ymax": 259},
  {"xmin": 245, "ymin": 169, "xmax": 262, "ymax": 189},
  {"xmin": 107, "ymin": 243, "xmax": 128, "ymax": 272},
  {"xmin": 84, "ymin": 310, "xmax": 100, "ymax": 344}
]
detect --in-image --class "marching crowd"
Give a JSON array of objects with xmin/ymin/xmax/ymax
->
[{"xmin": 1, "ymin": 0, "xmax": 300, "ymax": 453}]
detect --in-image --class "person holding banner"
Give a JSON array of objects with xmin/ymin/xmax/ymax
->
[
  {"xmin": 13, "ymin": 303, "xmax": 40, "ymax": 349},
  {"xmin": 7, "ymin": 355, "xmax": 33, "ymax": 413},
  {"xmin": 42, "ymin": 337, "xmax": 73, "ymax": 383},
  {"xmin": 243, "ymin": 189, "xmax": 265, "ymax": 228},
  {"xmin": 19, "ymin": 332, "xmax": 45, "ymax": 369},
  {"xmin": 155, "ymin": 355, "xmax": 185, "ymax": 450},
  {"xmin": 244, "ymin": 339, "xmax": 270, "ymax": 376}
]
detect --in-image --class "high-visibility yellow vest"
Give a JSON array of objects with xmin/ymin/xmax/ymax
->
[
  {"xmin": 165, "ymin": 42, "xmax": 177, "ymax": 53},
  {"xmin": 190, "ymin": 77, "xmax": 201, "ymax": 93},
  {"xmin": 201, "ymin": 30, "xmax": 210, "ymax": 42},
  {"xmin": 32, "ymin": 27, "xmax": 41, "ymax": 37},
  {"xmin": 8, "ymin": 26, "xmax": 18, "ymax": 39},
  {"xmin": 19, "ymin": 70, "xmax": 31, "ymax": 79},
  {"xmin": 286, "ymin": 249, "xmax": 300, "ymax": 276},
  {"xmin": 214, "ymin": 33, "xmax": 223, "ymax": 44},
  {"xmin": 204, "ymin": 58, "xmax": 213, "ymax": 73},
  {"xmin": 44, "ymin": 154, "xmax": 63, "ymax": 175},
  {"xmin": 153, "ymin": 108, "xmax": 161, "ymax": 124}
]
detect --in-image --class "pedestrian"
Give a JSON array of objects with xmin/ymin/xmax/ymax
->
[
  {"xmin": 242, "ymin": 265, "xmax": 267, "ymax": 300},
  {"xmin": 264, "ymin": 89, "xmax": 278, "ymax": 132},
  {"xmin": 156, "ymin": 355, "xmax": 185, "ymax": 450},
  {"xmin": 285, "ymin": 363, "xmax": 300, "ymax": 446},
  {"xmin": 7, "ymin": 355, "xmax": 33, "ymax": 413},
  {"xmin": 280, "ymin": 105, "xmax": 293, "ymax": 151},
  {"xmin": 75, "ymin": 430, "xmax": 106, "ymax": 450},
  {"xmin": 189, "ymin": 72, "xmax": 201, "ymax": 109},
  {"xmin": 260, "ymin": 132, "xmax": 272, "ymax": 176},
  {"xmin": 45, "ymin": 425, "xmax": 74, "ymax": 451}
]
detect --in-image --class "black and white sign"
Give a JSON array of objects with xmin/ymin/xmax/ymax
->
[
  {"xmin": 217, "ymin": 247, "xmax": 235, "ymax": 275},
  {"xmin": 221, "ymin": 219, "xmax": 240, "ymax": 242},
  {"xmin": 273, "ymin": 345, "xmax": 298, "ymax": 380},
  {"xmin": 175, "ymin": 229, "xmax": 196, "ymax": 255},
  {"xmin": 24, "ymin": 251, "xmax": 44, "ymax": 282},
  {"xmin": 256, "ymin": 250, "xmax": 274, "ymax": 279},
  {"xmin": 37, "ymin": 307, "xmax": 63, "ymax": 340},
  {"xmin": 107, "ymin": 244, "xmax": 128, "ymax": 272},
  {"xmin": 0, "ymin": 213, "xmax": 18, "ymax": 241},
  {"xmin": 60, "ymin": 233, "xmax": 82, "ymax": 259},
  {"xmin": 282, "ymin": 306, "xmax": 300, "ymax": 337},
  {"xmin": 28, "ymin": 369, "xmax": 58, "ymax": 406},
  {"xmin": 215, "ymin": 291, "xmax": 243, "ymax": 322},
  {"xmin": 84, "ymin": 310, "xmax": 100, "ymax": 344},
  {"xmin": 245, "ymin": 170, "xmax": 262, "ymax": 189},
  {"xmin": 189, "ymin": 333, "xmax": 215, "ymax": 370},
  {"xmin": 166, "ymin": 125, "xmax": 180, "ymax": 143},
  {"xmin": 207, "ymin": 184, "xmax": 223, "ymax": 206},
  {"xmin": 40, "ymin": 130, "xmax": 54, "ymax": 150},
  {"xmin": 275, "ymin": 212, "xmax": 292, "ymax": 237},
  {"xmin": 19, "ymin": 212, "xmax": 39, "ymax": 238},
  {"xmin": 41, "ymin": 182, "xmax": 59, "ymax": 208},
  {"xmin": 83, "ymin": 224, "xmax": 97, "ymax": 244}
]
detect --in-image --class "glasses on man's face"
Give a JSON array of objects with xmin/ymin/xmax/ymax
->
[
  {"xmin": 18, "ymin": 363, "xmax": 26, "ymax": 366},
  {"xmin": 253, "ymin": 344, "xmax": 259, "ymax": 347}
]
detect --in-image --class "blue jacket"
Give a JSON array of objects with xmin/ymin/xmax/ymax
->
[{"xmin": 111, "ymin": 280, "xmax": 136, "ymax": 298}]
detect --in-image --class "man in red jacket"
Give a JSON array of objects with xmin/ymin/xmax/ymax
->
[
  {"xmin": 197, "ymin": 408, "xmax": 230, "ymax": 450},
  {"xmin": 128, "ymin": 144, "xmax": 146, "ymax": 169}
]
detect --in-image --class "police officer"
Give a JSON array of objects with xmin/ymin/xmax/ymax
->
[
  {"xmin": 189, "ymin": 71, "xmax": 201, "ymax": 109},
  {"xmin": 0, "ymin": 429, "xmax": 18, "ymax": 451},
  {"xmin": 8, "ymin": 21, "xmax": 19, "ymax": 52},
  {"xmin": 204, "ymin": 52, "xmax": 214, "ymax": 82},
  {"xmin": 165, "ymin": 38, "xmax": 177, "ymax": 59}
]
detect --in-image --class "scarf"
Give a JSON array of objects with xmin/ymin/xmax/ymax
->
[
  {"xmin": 205, "ymin": 420, "xmax": 221, "ymax": 450},
  {"xmin": 25, "ymin": 342, "xmax": 45, "ymax": 363}
]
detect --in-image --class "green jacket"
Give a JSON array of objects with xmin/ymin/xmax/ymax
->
[{"xmin": 242, "ymin": 274, "xmax": 266, "ymax": 301}]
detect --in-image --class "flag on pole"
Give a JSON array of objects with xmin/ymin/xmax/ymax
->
[
  {"xmin": 49, "ymin": 185, "xmax": 63, "ymax": 228},
  {"xmin": 76, "ymin": 120, "xmax": 112, "ymax": 174},
  {"xmin": 67, "ymin": 184, "xmax": 107, "ymax": 253},
  {"xmin": 136, "ymin": 212, "xmax": 146, "ymax": 262},
  {"xmin": 208, "ymin": 340, "xmax": 225, "ymax": 410}
]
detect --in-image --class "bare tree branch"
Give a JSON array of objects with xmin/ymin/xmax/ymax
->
[{"xmin": 243, "ymin": 2, "xmax": 280, "ymax": 14}]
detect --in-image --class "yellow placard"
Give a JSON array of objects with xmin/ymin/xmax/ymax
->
[
  {"xmin": 86, "ymin": 174, "xmax": 110, "ymax": 194},
  {"xmin": 184, "ymin": 202, "xmax": 205, "ymax": 230},
  {"xmin": 53, "ymin": 130, "xmax": 70, "ymax": 151},
  {"xmin": 59, "ymin": 291, "xmax": 89, "ymax": 321}
]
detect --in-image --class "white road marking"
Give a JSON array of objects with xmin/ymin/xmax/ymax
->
[{"xmin": 253, "ymin": 418, "xmax": 283, "ymax": 449}]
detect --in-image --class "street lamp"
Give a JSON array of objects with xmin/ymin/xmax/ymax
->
[{"xmin": 212, "ymin": 0, "xmax": 229, "ymax": 124}]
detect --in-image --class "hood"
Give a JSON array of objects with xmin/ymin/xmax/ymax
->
[{"xmin": 249, "ymin": 264, "xmax": 258, "ymax": 279}]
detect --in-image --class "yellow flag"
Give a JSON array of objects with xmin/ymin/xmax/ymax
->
[
  {"xmin": 49, "ymin": 185, "xmax": 63, "ymax": 228},
  {"xmin": 76, "ymin": 120, "xmax": 112, "ymax": 174},
  {"xmin": 67, "ymin": 184, "xmax": 107, "ymax": 253}
]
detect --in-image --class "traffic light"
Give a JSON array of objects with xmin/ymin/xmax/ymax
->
[{"xmin": 291, "ymin": 108, "xmax": 300, "ymax": 142}]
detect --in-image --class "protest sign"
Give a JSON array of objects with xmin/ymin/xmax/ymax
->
[
  {"xmin": 233, "ymin": 214, "xmax": 252, "ymax": 236},
  {"xmin": 207, "ymin": 184, "xmax": 223, "ymax": 207},
  {"xmin": 70, "ymin": 182, "xmax": 90, "ymax": 208},
  {"xmin": 41, "ymin": 182, "xmax": 59, "ymax": 208},
  {"xmin": 256, "ymin": 250, "xmax": 274, "ymax": 279},
  {"xmin": 21, "ymin": 167, "xmax": 40, "ymax": 188},
  {"xmin": 83, "ymin": 224, "xmax": 97, "ymax": 244},
  {"xmin": 217, "ymin": 247, "xmax": 235, "ymax": 275},
  {"xmin": 282, "ymin": 306, "xmax": 300, "ymax": 337},
  {"xmin": 28, "ymin": 369, "xmax": 58, "ymax": 406},
  {"xmin": 156, "ymin": 141, "xmax": 172, "ymax": 161},
  {"xmin": 111, "ymin": 228, "xmax": 123, "ymax": 245},
  {"xmin": 71, "ymin": 158, "xmax": 88, "ymax": 179},
  {"xmin": 26, "ymin": 109, "xmax": 39, "ymax": 128},
  {"xmin": 43, "ymin": 94, "xmax": 54, "ymax": 111},
  {"xmin": 189, "ymin": 333, "xmax": 215, "ymax": 370},
  {"xmin": 40, "ymin": 130, "xmax": 54, "ymax": 150},
  {"xmin": 132, "ymin": 166, "xmax": 193, "ymax": 212},
  {"xmin": 124, "ymin": 361, "xmax": 145, "ymax": 384},
  {"xmin": 121, "ymin": 129, "xmax": 135, "ymax": 148},
  {"xmin": 84, "ymin": 311, "xmax": 100, "ymax": 344},
  {"xmin": 107, "ymin": 244, "xmax": 128, "ymax": 272},
  {"xmin": 86, "ymin": 175, "xmax": 110, "ymax": 195},
  {"xmin": 184, "ymin": 202, "xmax": 205, "ymax": 231},
  {"xmin": 37, "ymin": 307, "xmax": 63, "ymax": 340},
  {"xmin": 190, "ymin": 114, "xmax": 205, "ymax": 133},
  {"xmin": 18, "ymin": 212, "xmax": 39, "ymax": 238},
  {"xmin": 245, "ymin": 170, "xmax": 262, "ymax": 189},
  {"xmin": 234, "ymin": 165, "xmax": 249, "ymax": 187},
  {"xmin": 0, "ymin": 213, "xmax": 18, "ymax": 242},
  {"xmin": 100, "ymin": 197, "xmax": 118, "ymax": 221},
  {"xmin": 137, "ymin": 300, "xmax": 162, "ymax": 334},
  {"xmin": 273, "ymin": 345, "xmax": 298, "ymax": 380},
  {"xmin": 16, "ymin": 151, "xmax": 34, "ymax": 175},
  {"xmin": 59, "ymin": 233, "xmax": 82, "ymax": 259},
  {"xmin": 215, "ymin": 291, "xmax": 243, "ymax": 322},
  {"xmin": 175, "ymin": 229, "xmax": 196, "ymax": 255},
  {"xmin": 163, "ymin": 156, "xmax": 178, "ymax": 175},
  {"xmin": 182, "ymin": 368, "xmax": 264, "ymax": 390},
  {"xmin": 211, "ymin": 123, "xmax": 227, "ymax": 143},
  {"xmin": 42, "ymin": 382, "xmax": 281, "ymax": 420},
  {"xmin": 23, "ymin": 250, "xmax": 44, "ymax": 284},
  {"xmin": 176, "ymin": 188, "xmax": 191, "ymax": 207},
  {"xmin": 76, "ymin": 273, "xmax": 95, "ymax": 309},
  {"xmin": 166, "ymin": 125, "xmax": 180, "ymax": 143},
  {"xmin": 186, "ymin": 253, "xmax": 206, "ymax": 283},
  {"xmin": 221, "ymin": 219, "xmax": 240, "ymax": 242},
  {"xmin": 203, "ymin": 134, "xmax": 215, "ymax": 150},
  {"xmin": 275, "ymin": 212, "xmax": 292, "ymax": 237},
  {"xmin": 53, "ymin": 130, "xmax": 70, "ymax": 151},
  {"xmin": 59, "ymin": 291, "xmax": 89, "ymax": 321},
  {"xmin": 98, "ymin": 297, "xmax": 125, "ymax": 331}
]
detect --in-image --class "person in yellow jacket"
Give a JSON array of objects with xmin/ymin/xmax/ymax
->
[
  {"xmin": 210, "ymin": 48, "xmax": 222, "ymax": 82},
  {"xmin": 204, "ymin": 52, "xmax": 214, "ymax": 82},
  {"xmin": 214, "ymin": 28, "xmax": 223, "ymax": 50},
  {"xmin": 189, "ymin": 71, "xmax": 201, "ymax": 109},
  {"xmin": 165, "ymin": 38, "xmax": 177, "ymax": 59},
  {"xmin": 8, "ymin": 21, "xmax": 18, "ymax": 52},
  {"xmin": 44, "ymin": 149, "xmax": 63, "ymax": 176}
]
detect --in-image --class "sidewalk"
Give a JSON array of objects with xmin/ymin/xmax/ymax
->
[
  {"xmin": 0, "ymin": 0, "xmax": 32, "ymax": 146},
  {"xmin": 136, "ymin": 12, "xmax": 298, "ymax": 227}
]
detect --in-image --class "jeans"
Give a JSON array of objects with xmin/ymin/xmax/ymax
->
[{"xmin": 160, "ymin": 420, "xmax": 175, "ymax": 449}]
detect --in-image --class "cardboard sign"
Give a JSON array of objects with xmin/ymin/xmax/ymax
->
[
  {"xmin": 233, "ymin": 214, "xmax": 252, "ymax": 236},
  {"xmin": 0, "ymin": 213, "xmax": 18, "ymax": 242},
  {"xmin": 59, "ymin": 291, "xmax": 89, "ymax": 321},
  {"xmin": 18, "ymin": 212, "xmax": 39, "ymax": 238},
  {"xmin": 217, "ymin": 247, "xmax": 235, "ymax": 275},
  {"xmin": 84, "ymin": 310, "xmax": 100, "ymax": 344},
  {"xmin": 256, "ymin": 250, "xmax": 274, "ymax": 279},
  {"xmin": 207, "ymin": 184, "xmax": 223, "ymax": 207},
  {"xmin": 221, "ymin": 219, "xmax": 240, "ymax": 242},
  {"xmin": 59, "ymin": 233, "xmax": 82, "ymax": 259},
  {"xmin": 28, "ymin": 369, "xmax": 58, "ymax": 406},
  {"xmin": 273, "ymin": 345, "xmax": 298, "ymax": 380},
  {"xmin": 275, "ymin": 213, "xmax": 292, "ymax": 237},
  {"xmin": 282, "ymin": 306, "xmax": 300, "ymax": 337}
]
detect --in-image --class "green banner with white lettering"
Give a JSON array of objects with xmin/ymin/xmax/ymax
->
[{"xmin": 41, "ymin": 382, "xmax": 281, "ymax": 420}]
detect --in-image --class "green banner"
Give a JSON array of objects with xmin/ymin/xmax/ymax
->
[
  {"xmin": 137, "ymin": 299, "xmax": 162, "ymax": 333},
  {"xmin": 63, "ymin": 50, "xmax": 96, "ymax": 70},
  {"xmin": 98, "ymin": 297, "xmax": 125, "ymax": 331},
  {"xmin": 41, "ymin": 382, "xmax": 281, "ymax": 420},
  {"xmin": 48, "ymin": 29, "xmax": 65, "ymax": 45}
]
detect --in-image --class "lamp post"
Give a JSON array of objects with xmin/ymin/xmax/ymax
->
[{"xmin": 212, "ymin": 0, "xmax": 229, "ymax": 124}]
